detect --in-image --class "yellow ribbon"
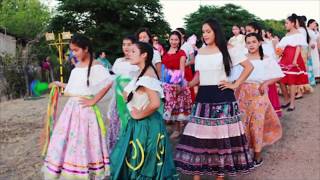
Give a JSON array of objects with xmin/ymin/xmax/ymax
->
[{"xmin": 92, "ymin": 105, "xmax": 106, "ymax": 137}]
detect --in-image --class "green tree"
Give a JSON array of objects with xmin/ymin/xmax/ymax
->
[
  {"xmin": 0, "ymin": 0, "xmax": 50, "ymax": 39},
  {"xmin": 0, "ymin": 0, "xmax": 51, "ymax": 98},
  {"xmin": 264, "ymin": 19, "xmax": 286, "ymax": 38},
  {"xmin": 184, "ymin": 4, "xmax": 262, "ymax": 40},
  {"xmin": 184, "ymin": 3, "xmax": 288, "ymax": 42},
  {"xmin": 49, "ymin": 0, "xmax": 171, "ymax": 62}
]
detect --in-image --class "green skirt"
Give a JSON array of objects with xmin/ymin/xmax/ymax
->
[{"xmin": 110, "ymin": 112, "xmax": 178, "ymax": 180}]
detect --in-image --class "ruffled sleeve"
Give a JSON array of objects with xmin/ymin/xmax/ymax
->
[
  {"xmin": 277, "ymin": 33, "xmax": 308, "ymax": 48},
  {"xmin": 88, "ymin": 64, "xmax": 115, "ymax": 94},
  {"xmin": 64, "ymin": 64, "xmax": 115, "ymax": 96},
  {"xmin": 194, "ymin": 55, "xmax": 200, "ymax": 71},
  {"xmin": 228, "ymin": 47, "xmax": 247, "ymax": 66},
  {"xmin": 136, "ymin": 76, "xmax": 164, "ymax": 98},
  {"xmin": 152, "ymin": 49, "xmax": 162, "ymax": 66},
  {"xmin": 263, "ymin": 57, "xmax": 285, "ymax": 80},
  {"xmin": 124, "ymin": 78, "xmax": 136, "ymax": 94},
  {"xmin": 229, "ymin": 58, "xmax": 284, "ymax": 83}
]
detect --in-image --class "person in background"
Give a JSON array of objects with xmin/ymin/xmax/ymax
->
[
  {"xmin": 307, "ymin": 19, "xmax": 320, "ymax": 83},
  {"xmin": 41, "ymin": 56, "xmax": 54, "ymax": 82},
  {"xmin": 228, "ymin": 24, "xmax": 246, "ymax": 50},
  {"xmin": 97, "ymin": 51, "xmax": 112, "ymax": 71},
  {"xmin": 152, "ymin": 35, "xmax": 165, "ymax": 56},
  {"xmin": 241, "ymin": 26, "xmax": 246, "ymax": 35},
  {"xmin": 136, "ymin": 28, "xmax": 162, "ymax": 76},
  {"xmin": 176, "ymin": 27, "xmax": 196, "ymax": 102},
  {"xmin": 277, "ymin": 13, "xmax": 309, "ymax": 112}
]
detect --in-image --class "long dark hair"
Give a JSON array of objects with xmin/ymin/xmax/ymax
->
[
  {"xmin": 287, "ymin": 13, "xmax": 298, "ymax": 27},
  {"xmin": 245, "ymin": 33, "xmax": 264, "ymax": 60},
  {"xmin": 176, "ymin": 27, "xmax": 187, "ymax": 42},
  {"xmin": 70, "ymin": 34, "xmax": 93, "ymax": 86},
  {"xmin": 203, "ymin": 18, "xmax": 232, "ymax": 76},
  {"xmin": 307, "ymin": 19, "xmax": 316, "ymax": 28},
  {"xmin": 167, "ymin": 31, "xmax": 182, "ymax": 54},
  {"xmin": 246, "ymin": 21, "xmax": 263, "ymax": 41},
  {"xmin": 297, "ymin": 15, "xmax": 310, "ymax": 44},
  {"xmin": 136, "ymin": 28, "xmax": 153, "ymax": 44},
  {"xmin": 123, "ymin": 35, "xmax": 137, "ymax": 43},
  {"xmin": 266, "ymin": 28, "xmax": 273, "ymax": 38},
  {"xmin": 127, "ymin": 42, "xmax": 159, "ymax": 103},
  {"xmin": 232, "ymin": 24, "xmax": 242, "ymax": 35}
]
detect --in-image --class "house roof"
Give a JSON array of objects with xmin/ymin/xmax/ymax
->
[{"xmin": 0, "ymin": 27, "xmax": 18, "ymax": 38}]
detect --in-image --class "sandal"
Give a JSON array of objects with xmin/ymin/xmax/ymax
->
[
  {"xmin": 281, "ymin": 102, "xmax": 290, "ymax": 108},
  {"xmin": 254, "ymin": 158, "xmax": 264, "ymax": 167}
]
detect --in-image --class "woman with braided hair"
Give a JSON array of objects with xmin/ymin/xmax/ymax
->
[{"xmin": 110, "ymin": 41, "xmax": 178, "ymax": 179}]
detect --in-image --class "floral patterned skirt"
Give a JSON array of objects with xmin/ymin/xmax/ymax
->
[
  {"xmin": 235, "ymin": 83, "xmax": 282, "ymax": 153},
  {"xmin": 42, "ymin": 97, "xmax": 109, "ymax": 180},
  {"xmin": 163, "ymin": 83, "xmax": 192, "ymax": 121}
]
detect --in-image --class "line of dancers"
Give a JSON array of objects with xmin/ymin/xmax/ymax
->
[{"xmin": 41, "ymin": 13, "xmax": 319, "ymax": 180}]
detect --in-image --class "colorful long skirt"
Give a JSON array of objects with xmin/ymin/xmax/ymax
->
[
  {"xmin": 163, "ymin": 83, "xmax": 192, "ymax": 121},
  {"xmin": 174, "ymin": 85, "xmax": 254, "ymax": 177},
  {"xmin": 268, "ymin": 83, "xmax": 282, "ymax": 117},
  {"xmin": 42, "ymin": 97, "xmax": 109, "ymax": 179},
  {"xmin": 110, "ymin": 112, "xmax": 178, "ymax": 179},
  {"xmin": 107, "ymin": 100, "xmax": 120, "ymax": 153},
  {"xmin": 307, "ymin": 54, "xmax": 316, "ymax": 86},
  {"xmin": 310, "ymin": 45, "xmax": 320, "ymax": 78},
  {"xmin": 235, "ymin": 83, "xmax": 282, "ymax": 153},
  {"xmin": 279, "ymin": 46, "xmax": 309, "ymax": 85}
]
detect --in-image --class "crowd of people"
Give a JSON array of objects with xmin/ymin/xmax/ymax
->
[{"xmin": 40, "ymin": 13, "xmax": 319, "ymax": 180}]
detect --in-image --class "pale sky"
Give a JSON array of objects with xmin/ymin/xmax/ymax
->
[
  {"xmin": 160, "ymin": 0, "xmax": 320, "ymax": 28},
  {"xmin": 43, "ymin": 0, "xmax": 320, "ymax": 29}
]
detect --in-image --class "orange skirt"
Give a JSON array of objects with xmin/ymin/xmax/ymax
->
[{"xmin": 235, "ymin": 83, "xmax": 282, "ymax": 153}]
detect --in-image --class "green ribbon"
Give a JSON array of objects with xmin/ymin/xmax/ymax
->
[{"xmin": 115, "ymin": 75, "xmax": 132, "ymax": 135}]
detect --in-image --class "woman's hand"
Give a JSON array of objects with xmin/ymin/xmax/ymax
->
[
  {"xmin": 311, "ymin": 44, "xmax": 316, "ymax": 49},
  {"xmin": 175, "ymin": 84, "xmax": 183, "ymax": 94},
  {"xmin": 218, "ymin": 80, "xmax": 239, "ymax": 90},
  {"xmin": 49, "ymin": 81, "xmax": 62, "ymax": 88},
  {"xmin": 258, "ymin": 83, "xmax": 268, "ymax": 95},
  {"xmin": 79, "ymin": 98, "xmax": 96, "ymax": 108},
  {"xmin": 130, "ymin": 107, "xmax": 142, "ymax": 120},
  {"xmin": 292, "ymin": 59, "xmax": 298, "ymax": 67}
]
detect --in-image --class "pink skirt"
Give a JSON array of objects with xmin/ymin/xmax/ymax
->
[{"xmin": 42, "ymin": 97, "xmax": 109, "ymax": 179}]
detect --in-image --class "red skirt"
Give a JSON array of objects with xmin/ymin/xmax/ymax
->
[
  {"xmin": 185, "ymin": 66, "xmax": 195, "ymax": 102},
  {"xmin": 279, "ymin": 46, "xmax": 309, "ymax": 85},
  {"xmin": 268, "ymin": 83, "xmax": 282, "ymax": 117}
]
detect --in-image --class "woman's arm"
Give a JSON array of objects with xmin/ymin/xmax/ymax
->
[
  {"xmin": 130, "ymin": 87, "xmax": 161, "ymax": 120},
  {"xmin": 292, "ymin": 46, "xmax": 301, "ymax": 66},
  {"xmin": 155, "ymin": 62, "xmax": 162, "ymax": 78},
  {"xmin": 259, "ymin": 77, "xmax": 281, "ymax": 94},
  {"xmin": 79, "ymin": 82, "xmax": 113, "ymax": 107},
  {"xmin": 219, "ymin": 60, "xmax": 253, "ymax": 90},
  {"xmin": 186, "ymin": 54, "xmax": 195, "ymax": 66},
  {"xmin": 179, "ymin": 56, "xmax": 186, "ymax": 75},
  {"xmin": 188, "ymin": 71, "xmax": 200, "ymax": 88}
]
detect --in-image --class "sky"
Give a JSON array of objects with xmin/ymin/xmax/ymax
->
[
  {"xmin": 160, "ymin": 0, "xmax": 320, "ymax": 28},
  {"xmin": 43, "ymin": 0, "xmax": 320, "ymax": 29}
]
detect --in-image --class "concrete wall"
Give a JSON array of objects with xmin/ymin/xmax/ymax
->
[{"xmin": 0, "ymin": 32, "xmax": 16, "ymax": 57}]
